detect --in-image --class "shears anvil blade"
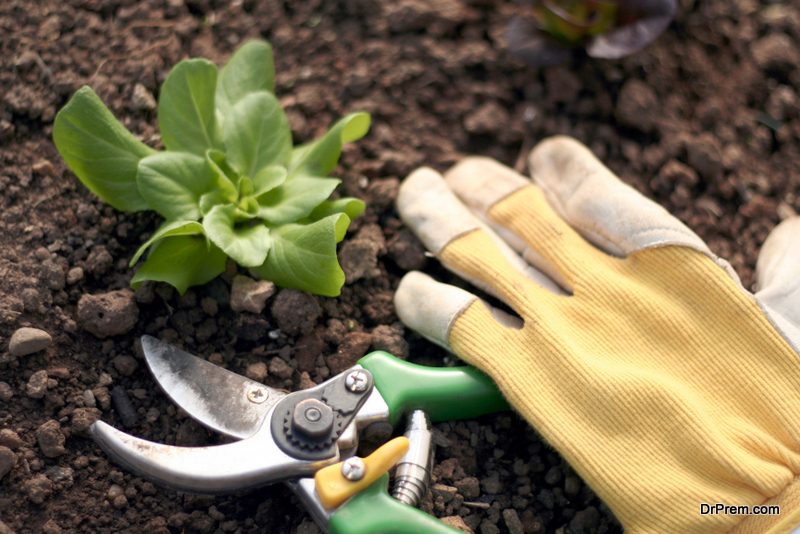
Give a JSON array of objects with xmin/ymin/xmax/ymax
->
[
  {"xmin": 91, "ymin": 420, "xmax": 323, "ymax": 493},
  {"xmin": 141, "ymin": 335, "xmax": 284, "ymax": 440}
]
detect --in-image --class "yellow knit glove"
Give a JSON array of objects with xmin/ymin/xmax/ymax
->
[{"xmin": 394, "ymin": 136, "xmax": 800, "ymax": 534}]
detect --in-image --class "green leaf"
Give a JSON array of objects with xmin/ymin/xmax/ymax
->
[
  {"xmin": 252, "ymin": 165, "xmax": 287, "ymax": 196},
  {"xmin": 129, "ymin": 220, "xmax": 204, "ymax": 266},
  {"xmin": 203, "ymin": 204, "xmax": 272, "ymax": 267},
  {"xmin": 52, "ymin": 86, "xmax": 155, "ymax": 212},
  {"xmin": 256, "ymin": 177, "xmax": 340, "ymax": 225},
  {"xmin": 136, "ymin": 152, "xmax": 216, "ymax": 220},
  {"xmin": 205, "ymin": 149, "xmax": 239, "ymax": 197},
  {"xmin": 251, "ymin": 213, "xmax": 351, "ymax": 297},
  {"xmin": 224, "ymin": 91, "xmax": 291, "ymax": 177},
  {"xmin": 216, "ymin": 40, "xmax": 276, "ymax": 119},
  {"xmin": 158, "ymin": 59, "xmax": 222, "ymax": 155},
  {"xmin": 290, "ymin": 112, "xmax": 370, "ymax": 177},
  {"xmin": 131, "ymin": 235, "xmax": 226, "ymax": 294},
  {"xmin": 305, "ymin": 197, "xmax": 366, "ymax": 222}
]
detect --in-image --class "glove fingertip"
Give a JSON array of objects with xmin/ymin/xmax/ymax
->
[{"xmin": 395, "ymin": 272, "xmax": 477, "ymax": 350}]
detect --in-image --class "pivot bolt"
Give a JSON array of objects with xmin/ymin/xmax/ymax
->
[
  {"xmin": 341, "ymin": 457, "xmax": 366, "ymax": 481},
  {"xmin": 345, "ymin": 370, "xmax": 370, "ymax": 393},
  {"xmin": 292, "ymin": 398, "xmax": 334, "ymax": 438}
]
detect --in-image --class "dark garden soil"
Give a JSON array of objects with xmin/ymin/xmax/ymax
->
[{"xmin": 1, "ymin": 0, "xmax": 799, "ymax": 532}]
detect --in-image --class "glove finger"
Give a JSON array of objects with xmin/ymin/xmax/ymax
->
[
  {"xmin": 395, "ymin": 271, "xmax": 521, "ymax": 351},
  {"xmin": 756, "ymin": 217, "xmax": 800, "ymax": 331},
  {"xmin": 528, "ymin": 135, "xmax": 711, "ymax": 257},
  {"xmin": 397, "ymin": 167, "xmax": 563, "ymax": 313},
  {"xmin": 444, "ymin": 156, "xmax": 608, "ymax": 289}
]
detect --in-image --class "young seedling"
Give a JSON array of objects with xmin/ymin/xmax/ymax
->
[
  {"xmin": 53, "ymin": 40, "xmax": 370, "ymax": 297},
  {"xmin": 508, "ymin": 0, "xmax": 677, "ymax": 67}
]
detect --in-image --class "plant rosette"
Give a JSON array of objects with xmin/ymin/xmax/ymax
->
[
  {"xmin": 53, "ymin": 40, "xmax": 370, "ymax": 297},
  {"xmin": 508, "ymin": 0, "xmax": 677, "ymax": 67}
]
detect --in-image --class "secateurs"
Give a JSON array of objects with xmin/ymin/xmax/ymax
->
[{"xmin": 91, "ymin": 336, "xmax": 508, "ymax": 533}]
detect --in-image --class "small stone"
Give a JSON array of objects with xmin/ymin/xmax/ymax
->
[
  {"xmin": 71, "ymin": 407, "xmax": 101, "ymax": 435},
  {"xmin": 569, "ymin": 506, "xmax": 601, "ymax": 534},
  {"xmin": 502, "ymin": 509, "xmax": 524, "ymax": 534},
  {"xmin": 41, "ymin": 519, "xmax": 62, "ymax": 534},
  {"xmin": 36, "ymin": 419, "xmax": 66, "ymax": 458},
  {"xmin": 0, "ymin": 521, "xmax": 15, "ymax": 534},
  {"xmin": 687, "ymin": 134, "xmax": 723, "ymax": 180},
  {"xmin": 66, "ymin": 266, "xmax": 84, "ymax": 285},
  {"xmin": 26, "ymin": 370, "xmax": 49, "ymax": 399},
  {"xmin": 85, "ymin": 245, "xmax": 113, "ymax": 275},
  {"xmin": 107, "ymin": 483, "xmax": 124, "ymax": 500},
  {"xmin": 269, "ymin": 357, "xmax": 293, "ymax": 379},
  {"xmin": 564, "ymin": 476, "xmax": 581, "ymax": 496},
  {"xmin": 32, "ymin": 159, "xmax": 56, "ymax": 177},
  {"xmin": 112, "ymin": 355, "xmax": 138, "ymax": 377},
  {"xmin": 24, "ymin": 474, "xmax": 53, "ymax": 504},
  {"xmin": 455, "ymin": 476, "xmax": 480, "ymax": 499},
  {"xmin": 271, "ymin": 290, "xmax": 321, "ymax": 336},
  {"xmin": 230, "ymin": 275, "xmax": 275, "ymax": 314},
  {"xmin": 0, "ymin": 382, "xmax": 12, "ymax": 402},
  {"xmin": 132, "ymin": 83, "xmax": 157, "ymax": 111},
  {"xmin": 9, "ymin": 327, "xmax": 52, "ymax": 357},
  {"xmin": 200, "ymin": 297, "xmax": 218, "ymax": 316},
  {"xmin": 616, "ymin": 79, "xmax": 659, "ymax": 132},
  {"xmin": 0, "ymin": 446, "xmax": 16, "ymax": 479},
  {"xmin": 113, "ymin": 494, "xmax": 128, "ymax": 509},
  {"xmin": 82, "ymin": 389, "xmax": 96, "ymax": 407},
  {"xmin": 297, "ymin": 371, "xmax": 316, "ymax": 390},
  {"xmin": 41, "ymin": 259, "xmax": 66, "ymax": 290},
  {"xmin": 0, "ymin": 429, "xmax": 24, "ymax": 449},
  {"xmin": 544, "ymin": 466, "xmax": 561, "ymax": 485},
  {"xmin": 479, "ymin": 520, "xmax": 500, "ymax": 534},
  {"xmin": 481, "ymin": 472, "xmax": 503, "ymax": 494},
  {"xmin": 432, "ymin": 483, "xmax": 458, "ymax": 503},
  {"xmin": 77, "ymin": 289, "xmax": 139, "ymax": 338},
  {"xmin": 752, "ymin": 33, "xmax": 800, "ymax": 73},
  {"xmin": 245, "ymin": 361, "xmax": 268, "ymax": 381},
  {"xmin": 441, "ymin": 516, "xmax": 474, "ymax": 533}
]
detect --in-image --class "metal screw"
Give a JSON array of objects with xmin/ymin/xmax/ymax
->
[
  {"xmin": 341, "ymin": 457, "xmax": 366, "ymax": 481},
  {"xmin": 247, "ymin": 387, "xmax": 268, "ymax": 404},
  {"xmin": 345, "ymin": 370, "xmax": 369, "ymax": 393}
]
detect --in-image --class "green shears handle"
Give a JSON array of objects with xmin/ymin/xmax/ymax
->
[
  {"xmin": 332, "ymin": 352, "xmax": 506, "ymax": 533},
  {"xmin": 358, "ymin": 351, "xmax": 509, "ymax": 429},
  {"xmin": 329, "ymin": 474, "xmax": 460, "ymax": 534}
]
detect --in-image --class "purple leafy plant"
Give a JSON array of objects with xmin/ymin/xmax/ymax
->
[{"xmin": 508, "ymin": 0, "xmax": 677, "ymax": 67}]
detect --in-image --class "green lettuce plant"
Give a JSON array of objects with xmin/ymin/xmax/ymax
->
[{"xmin": 53, "ymin": 40, "xmax": 369, "ymax": 296}]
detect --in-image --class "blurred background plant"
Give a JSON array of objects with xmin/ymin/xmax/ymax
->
[{"xmin": 508, "ymin": 0, "xmax": 677, "ymax": 67}]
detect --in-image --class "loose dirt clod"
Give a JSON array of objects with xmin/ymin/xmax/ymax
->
[
  {"xmin": 0, "ymin": 446, "xmax": 16, "ymax": 480},
  {"xmin": 77, "ymin": 290, "xmax": 139, "ymax": 338},
  {"xmin": 230, "ymin": 275, "xmax": 275, "ymax": 314},
  {"xmin": 36, "ymin": 419, "xmax": 66, "ymax": 458}
]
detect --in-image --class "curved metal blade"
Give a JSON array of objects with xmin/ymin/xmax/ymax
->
[
  {"xmin": 91, "ymin": 419, "xmax": 333, "ymax": 493},
  {"xmin": 141, "ymin": 336, "xmax": 285, "ymax": 439}
]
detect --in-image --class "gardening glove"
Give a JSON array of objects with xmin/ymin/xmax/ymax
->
[{"xmin": 394, "ymin": 135, "xmax": 800, "ymax": 534}]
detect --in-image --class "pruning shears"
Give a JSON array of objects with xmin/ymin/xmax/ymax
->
[{"xmin": 91, "ymin": 336, "xmax": 509, "ymax": 533}]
